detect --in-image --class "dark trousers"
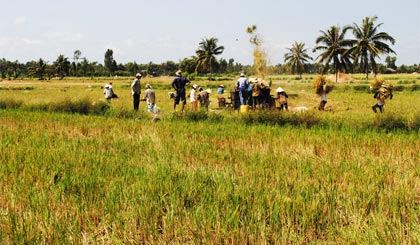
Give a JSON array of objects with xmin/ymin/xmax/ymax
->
[
  {"xmin": 279, "ymin": 103, "xmax": 288, "ymax": 111},
  {"xmin": 133, "ymin": 93, "xmax": 140, "ymax": 111},
  {"xmin": 318, "ymin": 100, "xmax": 327, "ymax": 110},
  {"xmin": 372, "ymin": 103, "xmax": 383, "ymax": 113}
]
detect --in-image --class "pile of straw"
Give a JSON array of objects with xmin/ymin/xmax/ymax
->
[{"xmin": 313, "ymin": 75, "xmax": 334, "ymax": 95}]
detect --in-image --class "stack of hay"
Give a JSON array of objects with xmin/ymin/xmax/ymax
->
[
  {"xmin": 370, "ymin": 76, "xmax": 393, "ymax": 99},
  {"xmin": 313, "ymin": 75, "xmax": 334, "ymax": 95}
]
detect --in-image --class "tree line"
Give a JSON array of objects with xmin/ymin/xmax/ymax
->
[{"xmin": 0, "ymin": 16, "xmax": 419, "ymax": 81}]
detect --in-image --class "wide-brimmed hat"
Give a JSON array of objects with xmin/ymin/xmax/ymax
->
[
  {"xmin": 276, "ymin": 87, "xmax": 284, "ymax": 93},
  {"xmin": 135, "ymin": 73, "xmax": 142, "ymax": 78},
  {"xmin": 205, "ymin": 89, "xmax": 212, "ymax": 94},
  {"xmin": 175, "ymin": 70, "xmax": 182, "ymax": 76},
  {"xmin": 146, "ymin": 84, "xmax": 151, "ymax": 89},
  {"xmin": 219, "ymin": 85, "xmax": 224, "ymax": 88},
  {"xmin": 192, "ymin": 84, "xmax": 198, "ymax": 89},
  {"xmin": 240, "ymin": 73, "xmax": 245, "ymax": 77}
]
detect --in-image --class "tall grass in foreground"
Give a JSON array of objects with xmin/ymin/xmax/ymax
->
[{"xmin": 0, "ymin": 110, "xmax": 419, "ymax": 243}]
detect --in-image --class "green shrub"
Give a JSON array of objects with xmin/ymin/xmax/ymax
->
[{"xmin": 187, "ymin": 72, "xmax": 197, "ymax": 81}]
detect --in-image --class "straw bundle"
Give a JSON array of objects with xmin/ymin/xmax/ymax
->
[
  {"xmin": 370, "ymin": 76, "xmax": 385, "ymax": 93},
  {"xmin": 370, "ymin": 76, "xmax": 393, "ymax": 94},
  {"xmin": 313, "ymin": 75, "xmax": 333, "ymax": 95}
]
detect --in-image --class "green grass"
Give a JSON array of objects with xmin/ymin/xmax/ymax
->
[{"xmin": 0, "ymin": 75, "xmax": 419, "ymax": 243}]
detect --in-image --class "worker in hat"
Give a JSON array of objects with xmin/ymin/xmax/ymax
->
[
  {"xmin": 276, "ymin": 87, "xmax": 289, "ymax": 111},
  {"xmin": 143, "ymin": 84, "xmax": 156, "ymax": 113},
  {"xmin": 131, "ymin": 73, "xmax": 142, "ymax": 110},
  {"xmin": 171, "ymin": 70, "xmax": 190, "ymax": 112},
  {"xmin": 197, "ymin": 88, "xmax": 212, "ymax": 111},
  {"xmin": 251, "ymin": 79, "xmax": 262, "ymax": 110},
  {"xmin": 217, "ymin": 85, "xmax": 226, "ymax": 108},
  {"xmin": 104, "ymin": 81, "xmax": 114, "ymax": 102},
  {"xmin": 236, "ymin": 73, "xmax": 248, "ymax": 105},
  {"xmin": 190, "ymin": 84, "xmax": 198, "ymax": 111}
]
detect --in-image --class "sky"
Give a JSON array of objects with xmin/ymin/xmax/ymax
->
[{"xmin": 1, "ymin": 0, "xmax": 419, "ymax": 66}]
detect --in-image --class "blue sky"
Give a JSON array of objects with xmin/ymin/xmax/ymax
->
[{"xmin": 1, "ymin": 0, "xmax": 419, "ymax": 66}]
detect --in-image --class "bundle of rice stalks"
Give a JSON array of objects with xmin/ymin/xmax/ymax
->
[
  {"xmin": 313, "ymin": 75, "xmax": 333, "ymax": 95},
  {"xmin": 370, "ymin": 76, "xmax": 394, "ymax": 94},
  {"xmin": 370, "ymin": 76, "xmax": 385, "ymax": 92}
]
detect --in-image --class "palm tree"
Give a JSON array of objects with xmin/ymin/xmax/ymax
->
[
  {"xmin": 195, "ymin": 37, "xmax": 224, "ymax": 76},
  {"xmin": 54, "ymin": 55, "xmax": 70, "ymax": 79},
  {"xmin": 348, "ymin": 16, "xmax": 396, "ymax": 79},
  {"xmin": 284, "ymin": 41, "xmax": 313, "ymax": 79},
  {"xmin": 28, "ymin": 58, "xmax": 47, "ymax": 80},
  {"xmin": 313, "ymin": 25, "xmax": 353, "ymax": 82}
]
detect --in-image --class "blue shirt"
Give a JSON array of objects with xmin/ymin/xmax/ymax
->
[{"xmin": 172, "ymin": 76, "xmax": 190, "ymax": 92}]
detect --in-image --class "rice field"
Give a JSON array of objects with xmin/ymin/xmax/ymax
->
[{"xmin": 0, "ymin": 74, "xmax": 419, "ymax": 243}]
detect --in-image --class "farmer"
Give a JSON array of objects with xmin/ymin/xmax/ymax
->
[
  {"xmin": 171, "ymin": 70, "xmax": 190, "ymax": 112},
  {"xmin": 131, "ymin": 73, "xmax": 142, "ymax": 111},
  {"xmin": 143, "ymin": 84, "xmax": 156, "ymax": 113},
  {"xmin": 217, "ymin": 85, "xmax": 225, "ymax": 95},
  {"xmin": 318, "ymin": 85, "xmax": 327, "ymax": 111},
  {"xmin": 103, "ymin": 82, "xmax": 114, "ymax": 102},
  {"xmin": 197, "ymin": 89, "xmax": 212, "ymax": 111},
  {"xmin": 372, "ymin": 83, "xmax": 393, "ymax": 113},
  {"xmin": 236, "ymin": 73, "xmax": 248, "ymax": 105},
  {"xmin": 190, "ymin": 84, "xmax": 198, "ymax": 111},
  {"xmin": 251, "ymin": 79, "xmax": 261, "ymax": 109},
  {"xmin": 217, "ymin": 85, "xmax": 226, "ymax": 108},
  {"xmin": 276, "ymin": 87, "xmax": 289, "ymax": 111}
]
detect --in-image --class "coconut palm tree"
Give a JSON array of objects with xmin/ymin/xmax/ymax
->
[
  {"xmin": 284, "ymin": 41, "xmax": 313, "ymax": 79},
  {"xmin": 28, "ymin": 58, "xmax": 47, "ymax": 80},
  {"xmin": 313, "ymin": 25, "xmax": 353, "ymax": 82},
  {"xmin": 54, "ymin": 55, "xmax": 70, "ymax": 79},
  {"xmin": 195, "ymin": 37, "xmax": 224, "ymax": 76},
  {"xmin": 347, "ymin": 16, "xmax": 396, "ymax": 79}
]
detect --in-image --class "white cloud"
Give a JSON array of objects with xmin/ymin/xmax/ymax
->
[
  {"xmin": 44, "ymin": 32, "xmax": 84, "ymax": 42},
  {"xmin": 22, "ymin": 38, "xmax": 41, "ymax": 45},
  {"xmin": 14, "ymin": 16, "xmax": 27, "ymax": 25}
]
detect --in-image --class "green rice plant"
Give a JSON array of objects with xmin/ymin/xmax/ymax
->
[
  {"xmin": 397, "ymin": 79, "xmax": 416, "ymax": 84},
  {"xmin": 407, "ymin": 112, "xmax": 420, "ymax": 131},
  {"xmin": 410, "ymin": 84, "xmax": 420, "ymax": 91},
  {"xmin": 0, "ymin": 86, "xmax": 34, "ymax": 90},
  {"xmin": 0, "ymin": 98, "xmax": 23, "ymax": 109},
  {"xmin": 0, "ymin": 109, "xmax": 419, "ymax": 243},
  {"xmin": 0, "ymin": 77, "xmax": 420, "ymax": 243},
  {"xmin": 239, "ymin": 110, "xmax": 320, "ymax": 128},
  {"xmin": 353, "ymin": 85, "xmax": 370, "ymax": 92},
  {"xmin": 372, "ymin": 114, "xmax": 408, "ymax": 132},
  {"xmin": 90, "ymin": 100, "xmax": 111, "ymax": 115},
  {"xmin": 392, "ymin": 85, "xmax": 405, "ymax": 92}
]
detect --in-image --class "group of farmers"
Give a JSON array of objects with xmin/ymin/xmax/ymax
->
[{"xmin": 104, "ymin": 71, "xmax": 393, "ymax": 114}]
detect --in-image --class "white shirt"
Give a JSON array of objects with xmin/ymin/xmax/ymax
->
[
  {"xmin": 190, "ymin": 89, "xmax": 196, "ymax": 102},
  {"xmin": 104, "ymin": 84, "xmax": 113, "ymax": 99}
]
